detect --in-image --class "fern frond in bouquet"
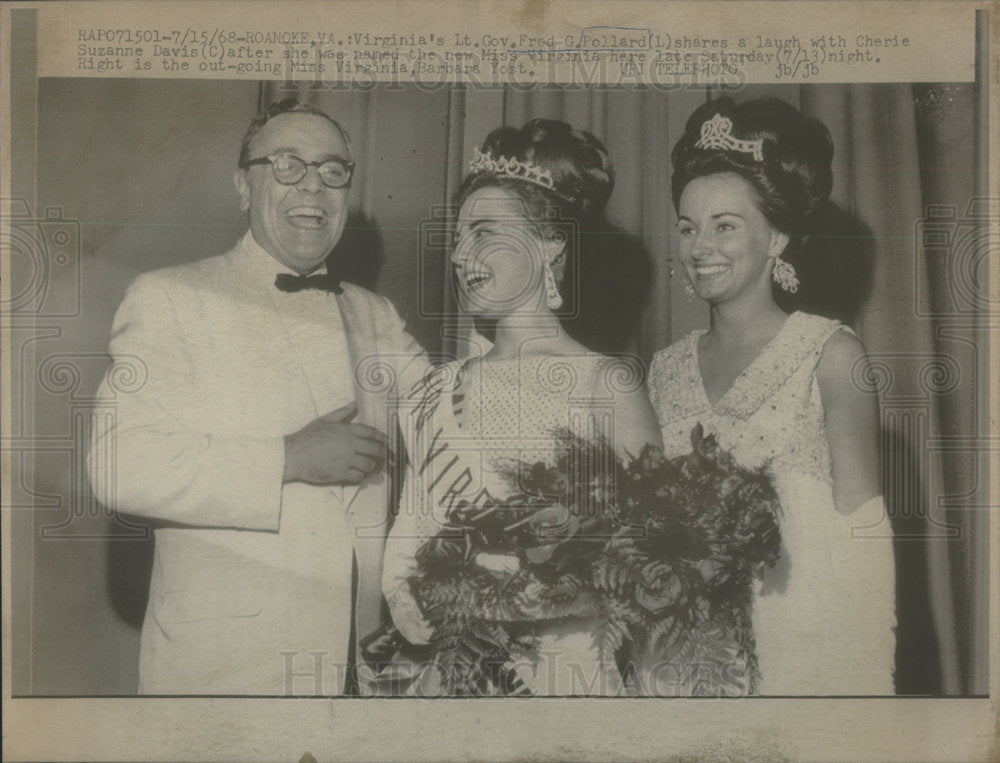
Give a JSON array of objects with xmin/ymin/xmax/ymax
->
[{"xmin": 369, "ymin": 423, "xmax": 781, "ymax": 697}]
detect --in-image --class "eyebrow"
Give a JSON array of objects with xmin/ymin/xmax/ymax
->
[
  {"xmin": 677, "ymin": 212, "xmax": 746, "ymax": 222},
  {"xmin": 268, "ymin": 146, "xmax": 351, "ymax": 162}
]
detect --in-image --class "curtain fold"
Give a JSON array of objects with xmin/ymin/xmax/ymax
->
[
  {"xmin": 810, "ymin": 83, "xmax": 977, "ymax": 695},
  {"xmin": 911, "ymin": 81, "xmax": 987, "ymax": 696}
]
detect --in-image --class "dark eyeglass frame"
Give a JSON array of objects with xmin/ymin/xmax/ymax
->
[{"xmin": 240, "ymin": 152, "xmax": 355, "ymax": 189}]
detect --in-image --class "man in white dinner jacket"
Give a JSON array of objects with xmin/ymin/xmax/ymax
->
[{"xmin": 88, "ymin": 99, "xmax": 427, "ymax": 695}]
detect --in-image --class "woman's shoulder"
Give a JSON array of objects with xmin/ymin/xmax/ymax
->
[
  {"xmin": 585, "ymin": 353, "xmax": 662, "ymax": 452},
  {"xmin": 770, "ymin": 312, "xmax": 868, "ymax": 407},
  {"xmin": 534, "ymin": 350, "xmax": 626, "ymax": 396},
  {"xmin": 525, "ymin": 349, "xmax": 646, "ymax": 401},
  {"xmin": 815, "ymin": 325, "xmax": 868, "ymax": 391},
  {"xmin": 588, "ymin": 352, "xmax": 646, "ymax": 396},
  {"xmin": 645, "ymin": 332, "xmax": 704, "ymax": 422},
  {"xmin": 758, "ymin": 311, "xmax": 853, "ymax": 379},
  {"xmin": 818, "ymin": 325, "xmax": 865, "ymax": 359},
  {"xmin": 786, "ymin": 311, "xmax": 852, "ymax": 347},
  {"xmin": 650, "ymin": 330, "xmax": 702, "ymax": 379}
]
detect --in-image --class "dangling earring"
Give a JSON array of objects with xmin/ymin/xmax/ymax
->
[
  {"xmin": 772, "ymin": 256, "xmax": 799, "ymax": 293},
  {"xmin": 543, "ymin": 261, "xmax": 563, "ymax": 310},
  {"xmin": 671, "ymin": 265, "xmax": 696, "ymax": 298}
]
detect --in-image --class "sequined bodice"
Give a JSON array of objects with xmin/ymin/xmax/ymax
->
[
  {"xmin": 456, "ymin": 353, "xmax": 610, "ymax": 452},
  {"xmin": 649, "ymin": 311, "xmax": 845, "ymax": 487}
]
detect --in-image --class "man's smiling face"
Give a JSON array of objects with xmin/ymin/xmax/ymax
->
[{"xmin": 235, "ymin": 112, "xmax": 351, "ymax": 274}]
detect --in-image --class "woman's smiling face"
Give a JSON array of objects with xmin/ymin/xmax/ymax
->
[
  {"xmin": 451, "ymin": 186, "xmax": 552, "ymax": 317},
  {"xmin": 676, "ymin": 172, "xmax": 788, "ymax": 305}
]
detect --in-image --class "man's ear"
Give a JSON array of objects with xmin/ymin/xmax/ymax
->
[
  {"xmin": 234, "ymin": 170, "xmax": 250, "ymax": 212},
  {"xmin": 544, "ymin": 232, "xmax": 568, "ymax": 281}
]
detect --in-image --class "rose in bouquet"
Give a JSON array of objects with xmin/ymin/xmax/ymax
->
[{"xmin": 362, "ymin": 424, "xmax": 781, "ymax": 697}]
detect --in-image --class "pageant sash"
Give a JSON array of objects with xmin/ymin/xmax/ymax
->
[{"xmin": 395, "ymin": 361, "xmax": 505, "ymax": 542}]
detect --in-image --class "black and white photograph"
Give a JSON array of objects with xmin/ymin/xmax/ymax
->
[{"xmin": 2, "ymin": 1, "xmax": 995, "ymax": 760}]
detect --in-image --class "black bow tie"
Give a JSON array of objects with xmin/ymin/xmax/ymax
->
[{"xmin": 274, "ymin": 271, "xmax": 343, "ymax": 295}]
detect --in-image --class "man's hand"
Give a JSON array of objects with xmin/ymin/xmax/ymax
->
[{"xmin": 282, "ymin": 402, "xmax": 389, "ymax": 485}]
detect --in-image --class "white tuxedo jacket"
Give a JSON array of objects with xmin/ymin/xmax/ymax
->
[{"xmin": 88, "ymin": 232, "xmax": 428, "ymax": 695}]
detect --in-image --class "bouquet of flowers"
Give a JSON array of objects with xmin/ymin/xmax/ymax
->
[{"xmin": 361, "ymin": 424, "xmax": 781, "ymax": 697}]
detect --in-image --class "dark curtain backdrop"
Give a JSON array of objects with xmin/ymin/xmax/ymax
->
[{"xmin": 13, "ymin": 77, "xmax": 986, "ymax": 696}]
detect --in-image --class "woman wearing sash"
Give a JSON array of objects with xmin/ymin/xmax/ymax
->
[
  {"xmin": 644, "ymin": 97, "xmax": 896, "ymax": 694},
  {"xmin": 380, "ymin": 119, "xmax": 661, "ymax": 696}
]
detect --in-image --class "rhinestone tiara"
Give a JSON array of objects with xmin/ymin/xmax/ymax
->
[
  {"xmin": 694, "ymin": 113, "xmax": 764, "ymax": 161},
  {"xmin": 469, "ymin": 147, "xmax": 557, "ymax": 192}
]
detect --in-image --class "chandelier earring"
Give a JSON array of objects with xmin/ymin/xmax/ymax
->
[
  {"xmin": 671, "ymin": 265, "xmax": 697, "ymax": 299},
  {"xmin": 771, "ymin": 255, "xmax": 799, "ymax": 293},
  {"xmin": 543, "ymin": 261, "xmax": 563, "ymax": 310}
]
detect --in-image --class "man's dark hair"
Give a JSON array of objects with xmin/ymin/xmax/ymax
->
[{"xmin": 238, "ymin": 98, "xmax": 352, "ymax": 167}]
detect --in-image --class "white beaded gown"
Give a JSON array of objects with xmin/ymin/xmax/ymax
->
[
  {"xmin": 383, "ymin": 353, "xmax": 625, "ymax": 696},
  {"xmin": 647, "ymin": 311, "xmax": 896, "ymax": 695}
]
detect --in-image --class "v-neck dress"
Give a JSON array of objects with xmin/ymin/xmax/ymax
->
[{"xmin": 647, "ymin": 311, "xmax": 896, "ymax": 695}]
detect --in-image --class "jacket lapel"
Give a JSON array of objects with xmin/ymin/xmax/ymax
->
[{"xmin": 335, "ymin": 289, "xmax": 389, "ymax": 645}]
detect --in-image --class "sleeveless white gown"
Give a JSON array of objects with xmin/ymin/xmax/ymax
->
[{"xmin": 647, "ymin": 311, "xmax": 896, "ymax": 695}]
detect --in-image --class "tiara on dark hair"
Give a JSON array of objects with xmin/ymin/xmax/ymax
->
[
  {"xmin": 694, "ymin": 113, "xmax": 764, "ymax": 161},
  {"xmin": 467, "ymin": 147, "xmax": 585, "ymax": 208},
  {"xmin": 469, "ymin": 148, "xmax": 557, "ymax": 192}
]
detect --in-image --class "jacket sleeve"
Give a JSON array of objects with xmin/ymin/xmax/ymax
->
[{"xmin": 87, "ymin": 274, "xmax": 285, "ymax": 530}]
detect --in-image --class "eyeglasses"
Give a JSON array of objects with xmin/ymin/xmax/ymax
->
[{"xmin": 240, "ymin": 152, "xmax": 354, "ymax": 188}]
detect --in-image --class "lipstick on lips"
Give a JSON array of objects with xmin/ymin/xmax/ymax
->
[{"xmin": 693, "ymin": 263, "xmax": 730, "ymax": 278}]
